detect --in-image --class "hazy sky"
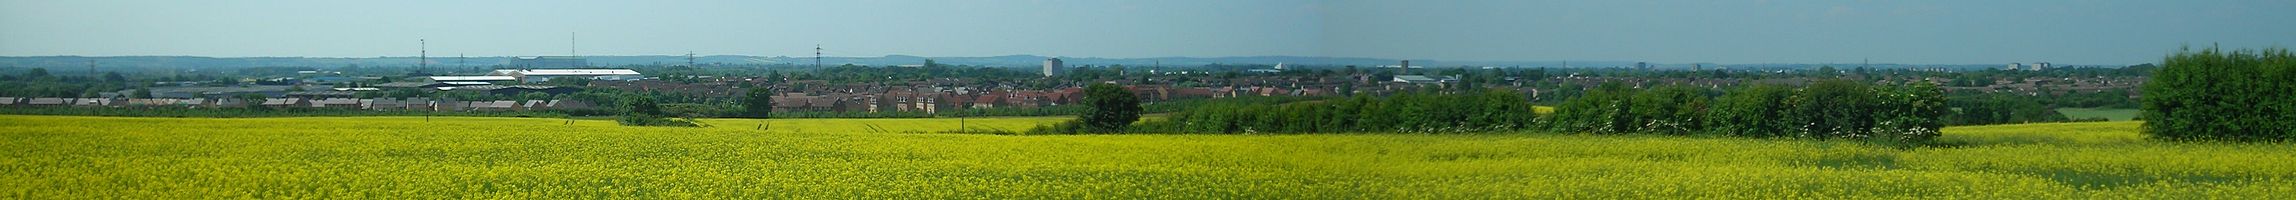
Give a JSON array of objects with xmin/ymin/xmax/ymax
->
[{"xmin": 3, "ymin": 0, "xmax": 2291, "ymax": 65}]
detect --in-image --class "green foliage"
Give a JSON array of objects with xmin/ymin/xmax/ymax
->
[
  {"xmin": 1074, "ymin": 83, "xmax": 1142, "ymax": 133},
  {"xmin": 2142, "ymin": 47, "xmax": 2296, "ymax": 142},
  {"xmin": 623, "ymin": 95, "xmax": 662, "ymax": 116},
  {"xmin": 1629, "ymin": 85, "xmax": 1710, "ymax": 135},
  {"xmin": 1708, "ymin": 84, "xmax": 1796, "ymax": 137},
  {"xmin": 1793, "ymin": 79, "xmax": 1877, "ymax": 139},
  {"xmin": 1554, "ymin": 79, "xmax": 1947, "ymax": 146},
  {"xmin": 741, "ymin": 86, "xmax": 774, "ymax": 118},
  {"xmin": 616, "ymin": 114, "xmax": 701, "ymax": 127},
  {"xmin": 1127, "ymin": 89, "xmax": 1538, "ymax": 134}
]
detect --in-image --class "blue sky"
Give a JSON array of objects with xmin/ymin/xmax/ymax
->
[{"xmin": 2, "ymin": 0, "xmax": 2290, "ymax": 65}]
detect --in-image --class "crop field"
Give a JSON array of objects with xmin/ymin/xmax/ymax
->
[
  {"xmin": 2056, "ymin": 108, "xmax": 2141, "ymax": 121},
  {"xmin": 2, "ymin": 115, "xmax": 2293, "ymax": 199}
]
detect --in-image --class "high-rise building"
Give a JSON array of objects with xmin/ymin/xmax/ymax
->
[
  {"xmin": 2030, "ymin": 62, "xmax": 2050, "ymax": 71},
  {"xmin": 1042, "ymin": 58, "xmax": 1064, "ymax": 77},
  {"xmin": 1400, "ymin": 60, "xmax": 1411, "ymax": 74},
  {"xmin": 2007, "ymin": 63, "xmax": 2022, "ymax": 71}
]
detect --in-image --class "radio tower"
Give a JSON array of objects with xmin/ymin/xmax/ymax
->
[
  {"xmin": 570, "ymin": 32, "xmax": 578, "ymax": 61},
  {"xmin": 687, "ymin": 51, "xmax": 696, "ymax": 67},
  {"xmin": 419, "ymin": 39, "xmax": 427, "ymax": 74},
  {"xmin": 814, "ymin": 44, "xmax": 822, "ymax": 68}
]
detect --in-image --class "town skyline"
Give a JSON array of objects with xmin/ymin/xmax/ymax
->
[{"xmin": 5, "ymin": 0, "xmax": 2293, "ymax": 65}]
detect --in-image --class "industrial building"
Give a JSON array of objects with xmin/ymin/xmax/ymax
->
[{"xmin": 487, "ymin": 69, "xmax": 644, "ymax": 83}]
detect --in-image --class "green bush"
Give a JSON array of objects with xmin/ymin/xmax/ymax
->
[
  {"xmin": 2142, "ymin": 47, "xmax": 2296, "ymax": 142},
  {"xmin": 617, "ymin": 114, "xmax": 700, "ymax": 127}
]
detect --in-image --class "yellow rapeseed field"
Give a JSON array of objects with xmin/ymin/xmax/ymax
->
[{"xmin": 1, "ymin": 115, "xmax": 2290, "ymax": 199}]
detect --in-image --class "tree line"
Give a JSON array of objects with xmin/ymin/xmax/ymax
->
[
  {"xmin": 1041, "ymin": 79, "xmax": 1950, "ymax": 146},
  {"xmin": 1033, "ymin": 86, "xmax": 1540, "ymax": 134},
  {"xmin": 1550, "ymin": 80, "xmax": 1947, "ymax": 145}
]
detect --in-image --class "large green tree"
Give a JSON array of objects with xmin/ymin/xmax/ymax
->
[
  {"xmin": 624, "ymin": 95, "xmax": 662, "ymax": 116},
  {"xmin": 742, "ymin": 86, "xmax": 774, "ymax": 118},
  {"xmin": 1077, "ymin": 83, "xmax": 1142, "ymax": 133}
]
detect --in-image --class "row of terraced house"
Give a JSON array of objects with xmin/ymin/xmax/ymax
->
[
  {"xmin": 759, "ymin": 84, "xmax": 1380, "ymax": 114},
  {"xmin": 0, "ymin": 97, "xmax": 597, "ymax": 111}
]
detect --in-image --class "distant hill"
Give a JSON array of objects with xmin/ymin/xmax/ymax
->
[{"xmin": 0, "ymin": 55, "xmax": 2063, "ymax": 73}]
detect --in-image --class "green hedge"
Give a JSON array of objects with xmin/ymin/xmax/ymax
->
[{"xmin": 2142, "ymin": 47, "xmax": 2296, "ymax": 142}]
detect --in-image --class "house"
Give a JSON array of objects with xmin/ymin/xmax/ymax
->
[
  {"xmin": 173, "ymin": 98, "xmax": 209, "ymax": 107},
  {"xmin": 436, "ymin": 101, "xmax": 477, "ymax": 111},
  {"xmin": 442, "ymin": 85, "xmax": 579, "ymax": 96},
  {"xmin": 771, "ymin": 95, "xmax": 813, "ymax": 112},
  {"xmin": 474, "ymin": 100, "xmax": 520, "ymax": 111},
  {"xmin": 971, "ymin": 94, "xmax": 1000, "ymax": 109},
  {"xmin": 541, "ymin": 100, "xmax": 595, "ymax": 110},
  {"xmin": 72, "ymin": 98, "xmax": 115, "ymax": 107},
  {"xmin": 404, "ymin": 98, "xmax": 435, "ymax": 110},
  {"xmin": 125, "ymin": 98, "xmax": 180, "ymax": 107},
  {"xmin": 147, "ymin": 86, "xmax": 294, "ymax": 99},
  {"xmin": 806, "ymin": 97, "xmax": 843, "ymax": 112},
  {"xmin": 0, "ymin": 97, "xmax": 19, "ymax": 107},
  {"xmin": 309, "ymin": 98, "xmax": 362, "ymax": 109},
  {"xmin": 364, "ymin": 98, "xmax": 402, "ymax": 110},
  {"xmin": 261, "ymin": 98, "xmax": 306, "ymax": 108},
  {"xmin": 518, "ymin": 100, "xmax": 544, "ymax": 111},
  {"xmin": 24, "ymin": 98, "xmax": 68, "ymax": 106},
  {"xmin": 286, "ymin": 91, "xmax": 357, "ymax": 99},
  {"xmin": 1393, "ymin": 75, "xmax": 1455, "ymax": 84},
  {"xmin": 210, "ymin": 98, "xmax": 249, "ymax": 108}
]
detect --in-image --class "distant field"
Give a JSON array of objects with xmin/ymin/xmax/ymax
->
[
  {"xmin": 2057, "ymin": 108, "xmax": 2141, "ymax": 121},
  {"xmin": 2, "ymin": 115, "xmax": 2291, "ymax": 198}
]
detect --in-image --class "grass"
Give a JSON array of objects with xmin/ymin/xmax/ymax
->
[
  {"xmin": 1, "ymin": 115, "xmax": 2291, "ymax": 198},
  {"xmin": 2056, "ymin": 108, "xmax": 2140, "ymax": 121}
]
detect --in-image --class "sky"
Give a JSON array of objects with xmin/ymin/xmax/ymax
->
[{"xmin": 2, "ymin": 0, "xmax": 2291, "ymax": 65}]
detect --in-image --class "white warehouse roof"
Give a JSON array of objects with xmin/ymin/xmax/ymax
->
[
  {"xmin": 495, "ymin": 69, "xmax": 641, "ymax": 76},
  {"xmin": 428, "ymin": 76, "xmax": 519, "ymax": 82}
]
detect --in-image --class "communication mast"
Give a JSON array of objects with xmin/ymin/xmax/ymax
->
[
  {"xmin": 814, "ymin": 44, "xmax": 822, "ymax": 68},
  {"xmin": 419, "ymin": 39, "xmax": 427, "ymax": 74},
  {"xmin": 570, "ymin": 32, "xmax": 578, "ymax": 62}
]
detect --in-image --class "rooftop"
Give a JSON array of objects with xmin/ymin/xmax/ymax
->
[
  {"xmin": 428, "ymin": 76, "xmax": 518, "ymax": 82},
  {"xmin": 494, "ymin": 69, "xmax": 641, "ymax": 76}
]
